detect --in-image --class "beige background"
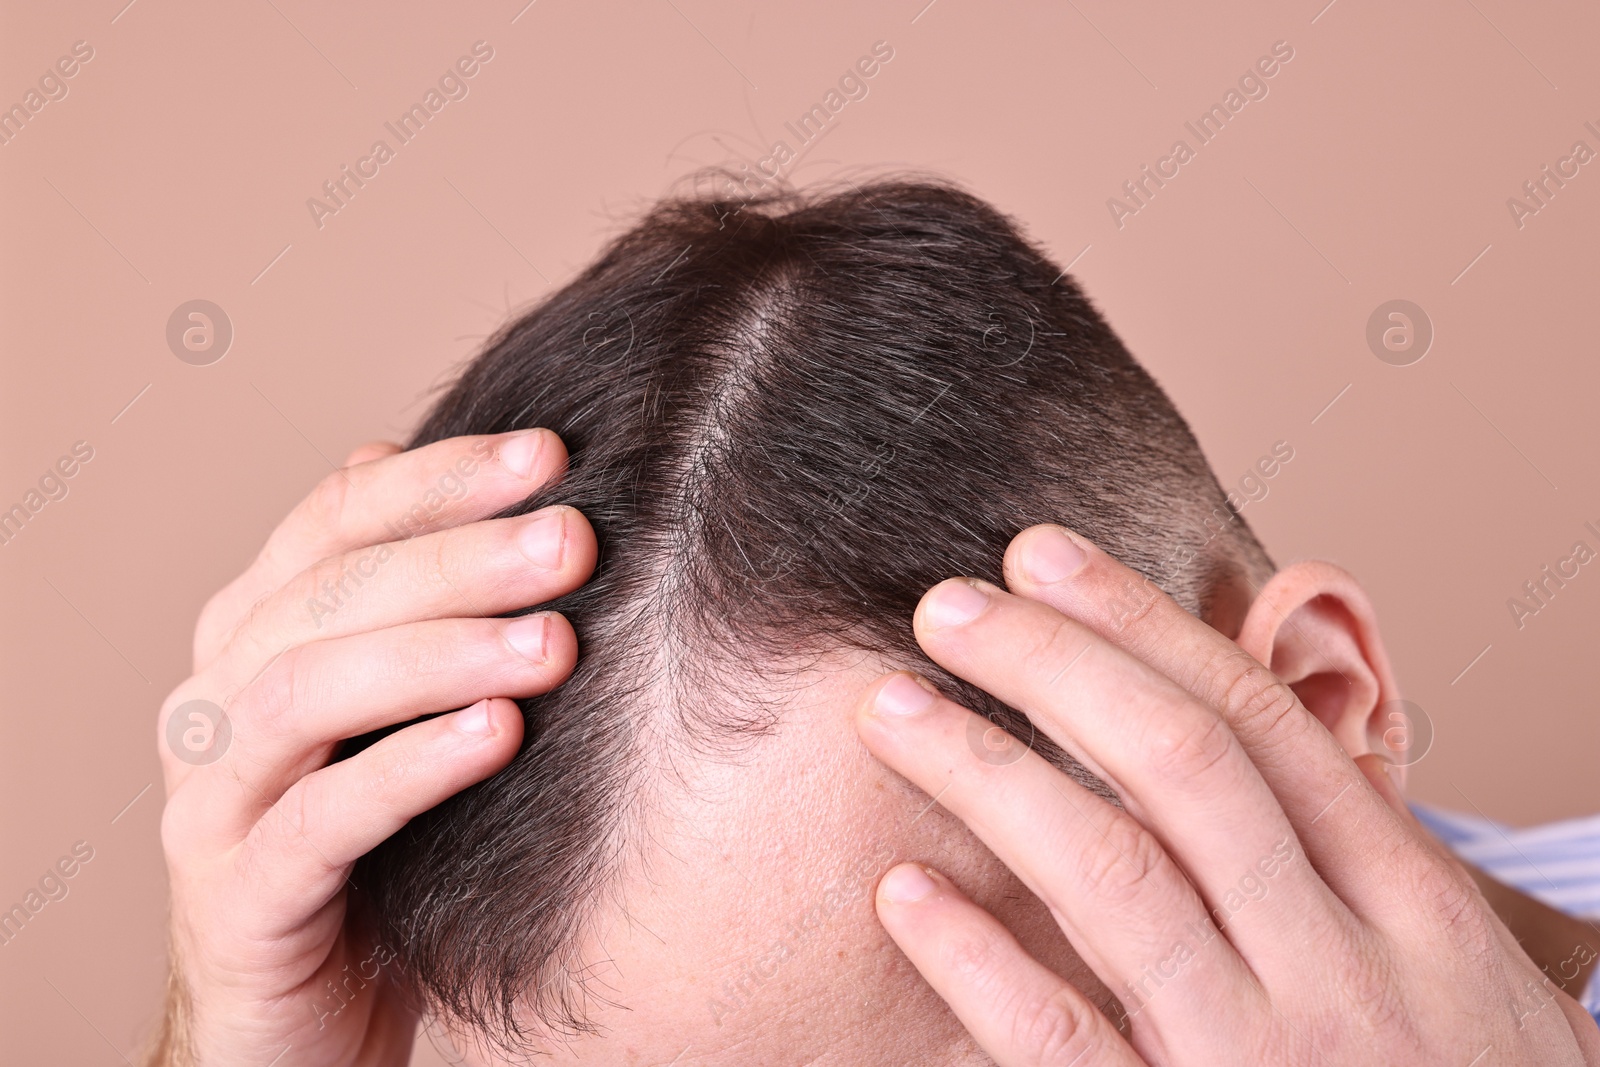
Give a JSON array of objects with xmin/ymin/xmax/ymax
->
[{"xmin": 3, "ymin": 0, "xmax": 1598, "ymax": 1061}]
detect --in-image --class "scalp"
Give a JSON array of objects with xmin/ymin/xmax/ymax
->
[{"xmin": 349, "ymin": 175, "xmax": 1273, "ymax": 1049}]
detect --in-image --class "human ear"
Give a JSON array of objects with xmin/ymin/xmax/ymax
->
[{"xmin": 1232, "ymin": 561, "xmax": 1408, "ymax": 785}]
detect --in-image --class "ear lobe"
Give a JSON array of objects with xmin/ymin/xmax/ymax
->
[{"xmin": 1234, "ymin": 561, "xmax": 1406, "ymax": 781}]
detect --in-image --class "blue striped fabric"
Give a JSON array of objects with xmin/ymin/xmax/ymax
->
[{"xmin": 1412, "ymin": 802, "xmax": 1600, "ymax": 1027}]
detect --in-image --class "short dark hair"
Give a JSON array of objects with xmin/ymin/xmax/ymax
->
[{"xmin": 351, "ymin": 176, "xmax": 1273, "ymax": 1047}]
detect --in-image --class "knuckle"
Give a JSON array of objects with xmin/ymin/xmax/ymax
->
[
  {"xmin": 1258, "ymin": 1015, "xmax": 1336, "ymax": 1067},
  {"xmin": 400, "ymin": 523, "xmax": 468, "ymax": 594},
  {"xmin": 270, "ymin": 777, "xmax": 316, "ymax": 851},
  {"xmin": 239, "ymin": 644, "xmax": 308, "ymax": 735},
  {"xmin": 1127, "ymin": 602, "xmax": 1189, "ymax": 660},
  {"xmin": 192, "ymin": 587, "xmax": 234, "ymax": 660},
  {"xmin": 156, "ymin": 682, "xmax": 197, "ymax": 737},
  {"xmin": 1330, "ymin": 938, "xmax": 1411, "ymax": 1045},
  {"xmin": 1011, "ymin": 990, "xmax": 1095, "ymax": 1066},
  {"xmin": 158, "ymin": 791, "xmax": 201, "ymax": 866},
  {"xmin": 1075, "ymin": 812, "xmax": 1168, "ymax": 907},
  {"xmin": 195, "ymin": 582, "xmax": 277, "ymax": 669},
  {"xmin": 302, "ymin": 469, "xmax": 355, "ymax": 534},
  {"xmin": 397, "ymin": 620, "xmax": 471, "ymax": 682},
  {"xmin": 228, "ymin": 589, "xmax": 278, "ymax": 659},
  {"xmin": 263, "ymin": 783, "xmax": 319, "ymax": 859},
  {"xmin": 940, "ymin": 923, "xmax": 1010, "ymax": 991},
  {"xmin": 1216, "ymin": 654, "xmax": 1304, "ymax": 738},
  {"xmin": 1106, "ymin": 574, "xmax": 1162, "ymax": 633},
  {"xmin": 156, "ymin": 680, "xmax": 220, "ymax": 766},
  {"xmin": 300, "ymin": 553, "xmax": 352, "ymax": 622},
  {"xmin": 421, "ymin": 523, "xmax": 455, "ymax": 580},
  {"xmin": 363, "ymin": 742, "xmax": 424, "ymax": 799},
  {"xmin": 1143, "ymin": 708, "xmax": 1236, "ymax": 783},
  {"xmin": 1411, "ymin": 855, "xmax": 1496, "ymax": 960}
]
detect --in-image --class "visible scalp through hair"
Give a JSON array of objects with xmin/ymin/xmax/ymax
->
[{"xmin": 348, "ymin": 176, "xmax": 1273, "ymax": 1049}]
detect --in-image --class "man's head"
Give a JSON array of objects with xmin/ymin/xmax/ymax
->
[{"xmin": 352, "ymin": 179, "xmax": 1369, "ymax": 1063}]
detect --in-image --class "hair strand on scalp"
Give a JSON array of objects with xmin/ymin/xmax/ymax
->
[{"xmin": 347, "ymin": 173, "xmax": 1275, "ymax": 1054}]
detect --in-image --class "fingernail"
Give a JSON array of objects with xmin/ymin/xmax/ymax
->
[
  {"xmin": 880, "ymin": 864, "xmax": 937, "ymax": 904},
  {"xmin": 922, "ymin": 580, "xmax": 990, "ymax": 628},
  {"xmin": 875, "ymin": 673, "xmax": 938, "ymax": 717},
  {"xmin": 519, "ymin": 509, "xmax": 567, "ymax": 570},
  {"xmin": 504, "ymin": 614, "xmax": 549, "ymax": 662},
  {"xmin": 456, "ymin": 699, "xmax": 495, "ymax": 736},
  {"xmin": 499, "ymin": 430, "xmax": 546, "ymax": 479},
  {"xmin": 1023, "ymin": 527, "xmax": 1087, "ymax": 584}
]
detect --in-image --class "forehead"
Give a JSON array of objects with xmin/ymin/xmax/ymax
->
[{"xmin": 536, "ymin": 654, "xmax": 1097, "ymax": 1065}]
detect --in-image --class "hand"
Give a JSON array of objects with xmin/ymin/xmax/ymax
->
[
  {"xmin": 856, "ymin": 525, "xmax": 1600, "ymax": 1066},
  {"xmin": 150, "ymin": 432, "xmax": 596, "ymax": 1067}
]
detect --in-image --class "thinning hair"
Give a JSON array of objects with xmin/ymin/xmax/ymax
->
[{"xmin": 350, "ymin": 177, "xmax": 1273, "ymax": 1048}]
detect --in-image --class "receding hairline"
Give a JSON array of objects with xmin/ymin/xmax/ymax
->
[{"xmin": 352, "ymin": 173, "xmax": 1277, "ymax": 1050}]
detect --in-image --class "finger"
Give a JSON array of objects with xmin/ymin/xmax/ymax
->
[
  {"xmin": 858, "ymin": 672, "xmax": 1258, "ymax": 1050},
  {"xmin": 910, "ymin": 580, "xmax": 1352, "ymax": 972},
  {"xmin": 1352, "ymin": 753, "xmax": 1400, "ymax": 809},
  {"xmin": 166, "ymin": 611, "xmax": 574, "ymax": 833},
  {"xmin": 238, "ymin": 697, "xmax": 523, "ymax": 934},
  {"xmin": 211, "ymin": 504, "xmax": 595, "ymax": 679},
  {"xmin": 1555, "ymin": 990, "xmax": 1600, "ymax": 1061},
  {"xmin": 264, "ymin": 429, "xmax": 565, "ymax": 582},
  {"xmin": 196, "ymin": 430, "xmax": 566, "ymax": 669},
  {"xmin": 874, "ymin": 861, "xmax": 1147, "ymax": 1067},
  {"xmin": 1002, "ymin": 526, "xmax": 1415, "ymax": 916},
  {"xmin": 341, "ymin": 440, "xmax": 403, "ymax": 467}
]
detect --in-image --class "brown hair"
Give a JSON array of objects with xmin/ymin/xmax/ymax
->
[{"xmin": 349, "ymin": 176, "xmax": 1272, "ymax": 1048}]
